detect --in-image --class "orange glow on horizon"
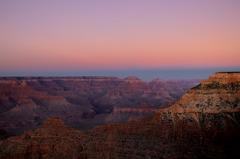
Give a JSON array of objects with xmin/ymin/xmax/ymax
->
[{"xmin": 0, "ymin": 1, "xmax": 240, "ymax": 72}]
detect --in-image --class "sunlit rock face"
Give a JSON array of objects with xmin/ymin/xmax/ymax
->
[
  {"xmin": 81, "ymin": 72, "xmax": 240, "ymax": 158},
  {"xmin": 0, "ymin": 72, "xmax": 239, "ymax": 158},
  {"xmin": 0, "ymin": 76, "xmax": 200, "ymax": 136}
]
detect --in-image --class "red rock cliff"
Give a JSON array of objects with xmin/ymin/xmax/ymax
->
[
  {"xmin": 0, "ymin": 76, "xmax": 200, "ymax": 136},
  {"xmin": 0, "ymin": 72, "xmax": 239, "ymax": 158}
]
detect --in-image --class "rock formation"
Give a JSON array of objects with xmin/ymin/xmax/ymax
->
[
  {"xmin": 0, "ymin": 76, "xmax": 200, "ymax": 136},
  {"xmin": 0, "ymin": 72, "xmax": 239, "ymax": 158},
  {"xmin": 0, "ymin": 116, "xmax": 83, "ymax": 159}
]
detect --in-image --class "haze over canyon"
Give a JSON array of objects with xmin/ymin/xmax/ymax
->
[
  {"xmin": 1, "ymin": 1, "xmax": 240, "ymax": 158},
  {"xmin": 0, "ymin": 76, "xmax": 200, "ymax": 137},
  {"xmin": 0, "ymin": 72, "xmax": 239, "ymax": 158}
]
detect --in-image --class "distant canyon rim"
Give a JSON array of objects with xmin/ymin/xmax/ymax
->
[
  {"xmin": 0, "ymin": 72, "xmax": 239, "ymax": 158},
  {"xmin": 0, "ymin": 76, "xmax": 201, "ymax": 137}
]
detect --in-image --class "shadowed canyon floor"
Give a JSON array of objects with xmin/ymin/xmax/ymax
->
[
  {"xmin": 0, "ymin": 76, "xmax": 200, "ymax": 136},
  {"xmin": 0, "ymin": 72, "xmax": 239, "ymax": 158}
]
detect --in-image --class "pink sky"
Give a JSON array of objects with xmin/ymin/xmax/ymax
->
[{"xmin": 0, "ymin": 0, "xmax": 240, "ymax": 73}]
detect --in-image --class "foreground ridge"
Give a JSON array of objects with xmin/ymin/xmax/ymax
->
[{"xmin": 0, "ymin": 72, "xmax": 240, "ymax": 158}]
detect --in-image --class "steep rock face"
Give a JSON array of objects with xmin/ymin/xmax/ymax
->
[
  {"xmin": 105, "ymin": 102, "xmax": 157, "ymax": 123},
  {"xmin": 0, "ymin": 72, "xmax": 239, "ymax": 158},
  {"xmin": 0, "ymin": 76, "xmax": 200, "ymax": 136},
  {"xmin": 165, "ymin": 72, "xmax": 239, "ymax": 113},
  {"xmin": 80, "ymin": 72, "xmax": 240, "ymax": 158}
]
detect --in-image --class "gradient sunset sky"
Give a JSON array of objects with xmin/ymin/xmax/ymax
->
[{"xmin": 0, "ymin": 0, "xmax": 239, "ymax": 79}]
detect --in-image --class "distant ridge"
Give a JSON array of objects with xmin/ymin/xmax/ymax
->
[
  {"xmin": 0, "ymin": 76, "xmax": 201, "ymax": 136},
  {"xmin": 0, "ymin": 72, "xmax": 239, "ymax": 158},
  {"xmin": 217, "ymin": 71, "xmax": 240, "ymax": 73}
]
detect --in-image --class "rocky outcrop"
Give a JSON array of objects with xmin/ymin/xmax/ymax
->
[
  {"xmin": 0, "ymin": 116, "xmax": 83, "ymax": 159},
  {"xmin": 0, "ymin": 76, "xmax": 200, "ymax": 136},
  {"xmin": 0, "ymin": 72, "xmax": 239, "ymax": 158},
  {"xmin": 82, "ymin": 72, "xmax": 240, "ymax": 158},
  {"xmin": 105, "ymin": 102, "xmax": 157, "ymax": 123}
]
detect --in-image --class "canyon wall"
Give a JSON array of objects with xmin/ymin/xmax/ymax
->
[
  {"xmin": 0, "ymin": 76, "xmax": 200, "ymax": 136},
  {"xmin": 0, "ymin": 72, "xmax": 239, "ymax": 158}
]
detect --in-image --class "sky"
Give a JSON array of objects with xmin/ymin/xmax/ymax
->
[{"xmin": 0, "ymin": 0, "xmax": 240, "ymax": 79}]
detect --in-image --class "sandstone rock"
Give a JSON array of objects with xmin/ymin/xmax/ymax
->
[
  {"xmin": 0, "ymin": 72, "xmax": 239, "ymax": 158},
  {"xmin": 0, "ymin": 76, "xmax": 200, "ymax": 136}
]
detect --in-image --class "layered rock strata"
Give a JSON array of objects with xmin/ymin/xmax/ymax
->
[
  {"xmin": 0, "ymin": 76, "xmax": 200, "ymax": 136},
  {"xmin": 0, "ymin": 72, "xmax": 239, "ymax": 158}
]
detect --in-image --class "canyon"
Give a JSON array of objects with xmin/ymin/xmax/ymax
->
[
  {"xmin": 0, "ymin": 76, "xmax": 200, "ymax": 137},
  {"xmin": 0, "ymin": 72, "xmax": 239, "ymax": 158}
]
